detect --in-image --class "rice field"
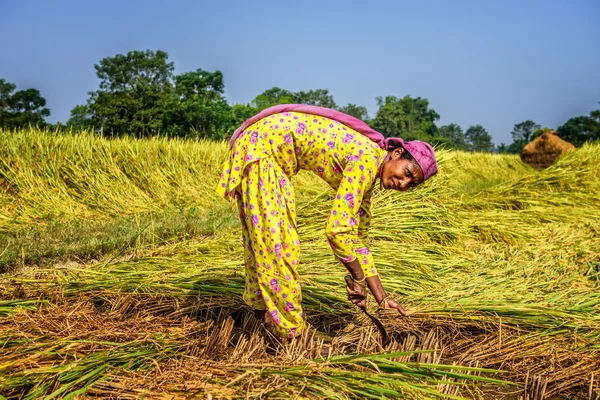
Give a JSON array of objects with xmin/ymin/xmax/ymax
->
[{"xmin": 1, "ymin": 128, "xmax": 599, "ymax": 399}]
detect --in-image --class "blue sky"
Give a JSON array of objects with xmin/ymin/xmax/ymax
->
[{"xmin": 1, "ymin": 0, "xmax": 599, "ymax": 144}]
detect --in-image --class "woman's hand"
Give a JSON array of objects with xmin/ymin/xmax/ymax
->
[
  {"xmin": 380, "ymin": 297, "xmax": 407, "ymax": 316},
  {"xmin": 345, "ymin": 280, "xmax": 367, "ymax": 308}
]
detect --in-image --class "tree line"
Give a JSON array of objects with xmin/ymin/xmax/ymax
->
[{"xmin": 1, "ymin": 49, "xmax": 598, "ymax": 153}]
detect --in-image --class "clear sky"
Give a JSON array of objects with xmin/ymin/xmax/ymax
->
[{"xmin": 2, "ymin": 0, "xmax": 599, "ymax": 145}]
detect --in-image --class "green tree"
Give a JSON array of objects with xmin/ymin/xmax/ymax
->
[
  {"xmin": 556, "ymin": 115, "xmax": 599, "ymax": 147},
  {"xmin": 338, "ymin": 103, "xmax": 369, "ymax": 121},
  {"xmin": 67, "ymin": 104, "xmax": 94, "ymax": 130},
  {"xmin": 590, "ymin": 108, "xmax": 600, "ymax": 125},
  {"xmin": 496, "ymin": 143, "xmax": 508, "ymax": 153},
  {"xmin": 229, "ymin": 103, "xmax": 258, "ymax": 129},
  {"xmin": 508, "ymin": 120, "xmax": 540, "ymax": 154},
  {"xmin": 168, "ymin": 69, "xmax": 232, "ymax": 139},
  {"xmin": 0, "ymin": 79, "xmax": 50, "ymax": 129},
  {"xmin": 590, "ymin": 108, "xmax": 600, "ymax": 141},
  {"xmin": 437, "ymin": 123, "xmax": 467, "ymax": 150},
  {"xmin": 251, "ymin": 87, "xmax": 295, "ymax": 110},
  {"xmin": 88, "ymin": 49, "xmax": 175, "ymax": 137},
  {"xmin": 251, "ymin": 87, "xmax": 339, "ymax": 111},
  {"xmin": 465, "ymin": 125, "xmax": 494, "ymax": 152},
  {"xmin": 370, "ymin": 95, "xmax": 440, "ymax": 141},
  {"xmin": 293, "ymin": 89, "xmax": 337, "ymax": 109},
  {"xmin": 0, "ymin": 79, "xmax": 16, "ymax": 127}
]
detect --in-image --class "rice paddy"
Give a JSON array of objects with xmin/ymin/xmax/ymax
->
[{"xmin": 1, "ymin": 128, "xmax": 599, "ymax": 399}]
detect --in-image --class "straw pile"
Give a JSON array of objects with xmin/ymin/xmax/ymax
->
[
  {"xmin": 1, "ymin": 127, "xmax": 599, "ymax": 399},
  {"xmin": 520, "ymin": 130, "xmax": 576, "ymax": 169}
]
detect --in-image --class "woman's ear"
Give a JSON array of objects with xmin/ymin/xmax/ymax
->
[{"xmin": 390, "ymin": 147, "xmax": 404, "ymax": 160}]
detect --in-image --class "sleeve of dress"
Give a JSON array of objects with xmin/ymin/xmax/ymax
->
[
  {"xmin": 356, "ymin": 190, "xmax": 378, "ymax": 277},
  {"xmin": 325, "ymin": 157, "xmax": 379, "ymax": 278}
]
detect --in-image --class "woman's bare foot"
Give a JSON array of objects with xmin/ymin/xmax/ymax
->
[{"xmin": 254, "ymin": 309, "xmax": 273, "ymax": 325}]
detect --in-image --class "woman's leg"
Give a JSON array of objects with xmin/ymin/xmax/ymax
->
[
  {"xmin": 238, "ymin": 158, "xmax": 303, "ymax": 338},
  {"xmin": 236, "ymin": 188, "xmax": 268, "ymax": 316}
]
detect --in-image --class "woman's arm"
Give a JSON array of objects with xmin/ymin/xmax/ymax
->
[
  {"xmin": 326, "ymin": 159, "xmax": 406, "ymax": 315},
  {"xmin": 325, "ymin": 163, "xmax": 378, "ymax": 278}
]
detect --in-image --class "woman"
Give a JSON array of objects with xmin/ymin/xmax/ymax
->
[{"xmin": 216, "ymin": 104, "xmax": 437, "ymax": 339}]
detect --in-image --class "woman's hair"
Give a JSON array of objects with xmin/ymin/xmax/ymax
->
[
  {"xmin": 400, "ymin": 147, "xmax": 415, "ymax": 161},
  {"xmin": 389, "ymin": 145, "xmax": 416, "ymax": 161},
  {"xmin": 393, "ymin": 146, "xmax": 420, "ymax": 172}
]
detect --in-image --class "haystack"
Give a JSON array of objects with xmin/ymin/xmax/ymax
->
[{"xmin": 520, "ymin": 130, "xmax": 575, "ymax": 169}]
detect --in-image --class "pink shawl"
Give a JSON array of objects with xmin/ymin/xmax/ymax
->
[{"xmin": 229, "ymin": 104, "xmax": 405, "ymax": 150}]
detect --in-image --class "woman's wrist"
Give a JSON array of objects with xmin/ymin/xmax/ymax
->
[
  {"xmin": 365, "ymin": 276, "xmax": 387, "ymax": 304},
  {"xmin": 378, "ymin": 294, "xmax": 392, "ymax": 307},
  {"xmin": 374, "ymin": 292, "xmax": 388, "ymax": 305}
]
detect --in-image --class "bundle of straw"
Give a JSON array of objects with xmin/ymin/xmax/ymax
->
[{"xmin": 521, "ymin": 130, "xmax": 576, "ymax": 169}]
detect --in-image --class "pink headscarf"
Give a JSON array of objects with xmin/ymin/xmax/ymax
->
[{"xmin": 230, "ymin": 104, "xmax": 438, "ymax": 181}]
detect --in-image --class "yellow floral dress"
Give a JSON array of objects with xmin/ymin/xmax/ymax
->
[{"xmin": 216, "ymin": 111, "xmax": 387, "ymax": 338}]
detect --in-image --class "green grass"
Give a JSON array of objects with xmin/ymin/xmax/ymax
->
[{"xmin": 0, "ymin": 204, "xmax": 238, "ymax": 273}]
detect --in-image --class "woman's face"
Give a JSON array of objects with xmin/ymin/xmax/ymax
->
[{"xmin": 380, "ymin": 148, "xmax": 424, "ymax": 191}]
